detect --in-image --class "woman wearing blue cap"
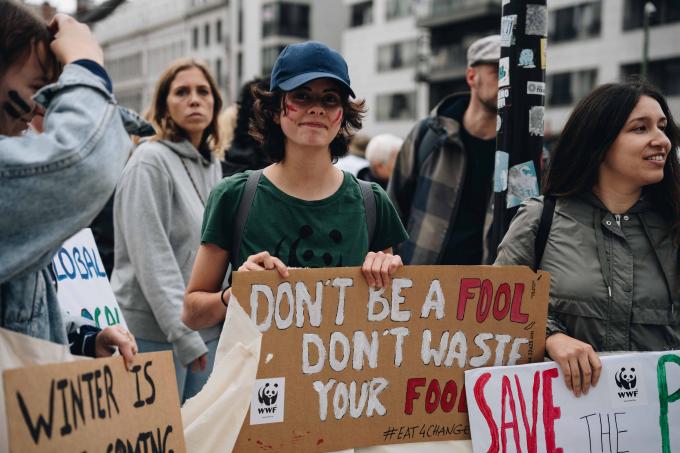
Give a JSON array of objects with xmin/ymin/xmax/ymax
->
[{"xmin": 182, "ymin": 41, "xmax": 408, "ymax": 329}]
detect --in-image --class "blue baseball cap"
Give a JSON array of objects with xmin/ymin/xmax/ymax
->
[{"xmin": 270, "ymin": 41, "xmax": 355, "ymax": 98}]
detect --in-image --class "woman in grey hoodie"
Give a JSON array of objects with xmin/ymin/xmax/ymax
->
[{"xmin": 111, "ymin": 59, "xmax": 223, "ymax": 402}]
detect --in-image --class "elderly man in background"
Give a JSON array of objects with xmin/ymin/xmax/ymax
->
[{"xmin": 358, "ymin": 133, "xmax": 403, "ymax": 189}]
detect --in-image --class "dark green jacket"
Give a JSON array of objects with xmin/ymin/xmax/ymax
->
[{"xmin": 495, "ymin": 194, "xmax": 680, "ymax": 352}]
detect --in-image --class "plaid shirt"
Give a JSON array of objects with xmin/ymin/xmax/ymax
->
[{"xmin": 387, "ymin": 93, "xmax": 494, "ymax": 264}]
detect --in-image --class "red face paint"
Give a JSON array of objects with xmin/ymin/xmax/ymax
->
[
  {"xmin": 285, "ymin": 103, "xmax": 299, "ymax": 113},
  {"xmin": 332, "ymin": 109, "xmax": 342, "ymax": 124}
]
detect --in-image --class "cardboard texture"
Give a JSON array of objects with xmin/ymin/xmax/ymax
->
[
  {"xmin": 464, "ymin": 350, "xmax": 680, "ymax": 453},
  {"xmin": 3, "ymin": 351, "xmax": 186, "ymax": 453},
  {"xmin": 231, "ymin": 265, "xmax": 549, "ymax": 452}
]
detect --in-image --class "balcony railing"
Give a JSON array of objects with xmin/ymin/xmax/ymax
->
[{"xmin": 416, "ymin": 0, "xmax": 502, "ymax": 27}]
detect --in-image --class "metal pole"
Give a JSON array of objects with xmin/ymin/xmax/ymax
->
[
  {"xmin": 489, "ymin": 0, "xmax": 547, "ymax": 263},
  {"xmin": 642, "ymin": 2, "xmax": 656, "ymax": 79}
]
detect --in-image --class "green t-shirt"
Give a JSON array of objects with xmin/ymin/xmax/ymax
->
[{"xmin": 201, "ymin": 170, "xmax": 408, "ymax": 268}]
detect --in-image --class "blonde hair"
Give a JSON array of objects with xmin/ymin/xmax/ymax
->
[{"xmin": 148, "ymin": 58, "xmax": 223, "ymax": 154}]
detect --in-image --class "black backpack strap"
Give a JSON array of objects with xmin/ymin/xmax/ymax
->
[
  {"xmin": 357, "ymin": 179, "xmax": 377, "ymax": 250},
  {"xmin": 231, "ymin": 169, "xmax": 263, "ymax": 267},
  {"xmin": 534, "ymin": 196, "xmax": 556, "ymax": 271}
]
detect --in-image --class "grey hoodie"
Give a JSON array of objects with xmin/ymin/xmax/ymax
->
[{"xmin": 111, "ymin": 139, "xmax": 222, "ymax": 365}]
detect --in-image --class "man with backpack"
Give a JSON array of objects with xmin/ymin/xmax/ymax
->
[{"xmin": 387, "ymin": 35, "xmax": 500, "ymax": 265}]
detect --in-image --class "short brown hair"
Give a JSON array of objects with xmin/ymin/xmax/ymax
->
[
  {"xmin": 249, "ymin": 83, "xmax": 366, "ymax": 163},
  {"xmin": 148, "ymin": 58, "xmax": 223, "ymax": 153},
  {"xmin": 0, "ymin": 0, "xmax": 58, "ymax": 80}
]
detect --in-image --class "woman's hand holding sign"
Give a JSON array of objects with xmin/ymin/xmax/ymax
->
[{"xmin": 546, "ymin": 333, "xmax": 602, "ymax": 397}]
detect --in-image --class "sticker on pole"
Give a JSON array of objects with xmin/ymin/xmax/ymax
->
[
  {"xmin": 250, "ymin": 378, "xmax": 286, "ymax": 425},
  {"xmin": 527, "ymin": 81, "xmax": 545, "ymax": 96},
  {"xmin": 498, "ymin": 57, "xmax": 510, "ymax": 87},
  {"xmin": 500, "ymin": 15, "xmax": 517, "ymax": 47},
  {"xmin": 526, "ymin": 4, "xmax": 548, "ymax": 37}
]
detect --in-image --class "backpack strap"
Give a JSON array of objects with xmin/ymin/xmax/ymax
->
[
  {"xmin": 357, "ymin": 179, "xmax": 376, "ymax": 250},
  {"xmin": 534, "ymin": 196, "xmax": 556, "ymax": 272},
  {"xmin": 231, "ymin": 169, "xmax": 263, "ymax": 268}
]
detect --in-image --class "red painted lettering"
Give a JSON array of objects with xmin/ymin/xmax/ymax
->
[
  {"xmin": 425, "ymin": 379, "xmax": 441, "ymax": 414},
  {"xmin": 501, "ymin": 376, "xmax": 521, "ymax": 452},
  {"xmin": 492, "ymin": 283, "xmax": 512, "ymax": 321},
  {"xmin": 510, "ymin": 283, "xmax": 529, "ymax": 323},
  {"xmin": 458, "ymin": 383, "xmax": 468, "ymax": 413},
  {"xmin": 473, "ymin": 372, "xmax": 499, "ymax": 453},
  {"xmin": 404, "ymin": 377, "xmax": 426, "ymax": 415},
  {"xmin": 515, "ymin": 372, "xmax": 540, "ymax": 453},
  {"xmin": 457, "ymin": 278, "xmax": 480, "ymax": 320},
  {"xmin": 542, "ymin": 368, "xmax": 563, "ymax": 453},
  {"xmin": 440, "ymin": 380, "xmax": 458, "ymax": 413},
  {"xmin": 476, "ymin": 280, "xmax": 494, "ymax": 322}
]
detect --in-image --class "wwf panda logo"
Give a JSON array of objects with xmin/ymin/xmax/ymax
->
[
  {"xmin": 258, "ymin": 382, "xmax": 279, "ymax": 406},
  {"xmin": 615, "ymin": 367, "xmax": 637, "ymax": 390}
]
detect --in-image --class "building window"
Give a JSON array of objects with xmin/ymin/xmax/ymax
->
[
  {"xmin": 350, "ymin": 1, "xmax": 373, "ymax": 28},
  {"xmin": 262, "ymin": 2, "xmax": 310, "ymax": 38},
  {"xmin": 216, "ymin": 58, "xmax": 222, "ymax": 88},
  {"xmin": 621, "ymin": 57, "xmax": 680, "ymax": 96},
  {"xmin": 238, "ymin": 6, "xmax": 243, "ymax": 43},
  {"xmin": 204, "ymin": 23, "xmax": 210, "ymax": 47},
  {"xmin": 216, "ymin": 19, "xmax": 223, "ymax": 43},
  {"xmin": 192, "ymin": 26, "xmax": 199, "ymax": 49},
  {"xmin": 377, "ymin": 40, "xmax": 417, "ymax": 72},
  {"xmin": 546, "ymin": 69, "xmax": 597, "ymax": 106},
  {"xmin": 262, "ymin": 45, "xmax": 286, "ymax": 74},
  {"xmin": 107, "ymin": 52, "xmax": 143, "ymax": 83},
  {"xmin": 548, "ymin": 1, "xmax": 601, "ymax": 43},
  {"xmin": 376, "ymin": 92, "xmax": 416, "ymax": 121},
  {"xmin": 623, "ymin": 0, "xmax": 680, "ymax": 30},
  {"xmin": 386, "ymin": 0, "xmax": 411, "ymax": 20}
]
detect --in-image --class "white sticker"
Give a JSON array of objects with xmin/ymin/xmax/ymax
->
[
  {"xmin": 498, "ymin": 87, "xmax": 510, "ymax": 100},
  {"xmin": 527, "ymin": 81, "xmax": 545, "ymax": 96},
  {"xmin": 518, "ymin": 48, "xmax": 536, "ymax": 68},
  {"xmin": 608, "ymin": 362, "xmax": 648, "ymax": 408},
  {"xmin": 250, "ymin": 377, "xmax": 286, "ymax": 425},
  {"xmin": 528, "ymin": 105, "xmax": 544, "ymax": 136},
  {"xmin": 502, "ymin": 0, "xmax": 510, "ymax": 6},
  {"xmin": 497, "ymin": 97, "xmax": 506, "ymax": 109},
  {"xmin": 498, "ymin": 57, "xmax": 510, "ymax": 87},
  {"xmin": 500, "ymin": 15, "xmax": 517, "ymax": 47},
  {"xmin": 496, "ymin": 114, "xmax": 502, "ymax": 132},
  {"xmin": 526, "ymin": 4, "xmax": 548, "ymax": 36}
]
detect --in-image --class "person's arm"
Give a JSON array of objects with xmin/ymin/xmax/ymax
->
[
  {"xmin": 115, "ymin": 159, "xmax": 207, "ymax": 366},
  {"xmin": 386, "ymin": 121, "xmax": 420, "ymax": 225},
  {"xmin": 183, "ymin": 244, "xmax": 231, "ymax": 331},
  {"xmin": 0, "ymin": 14, "xmax": 147, "ymax": 284},
  {"xmin": 184, "ymin": 247, "xmax": 291, "ymax": 330}
]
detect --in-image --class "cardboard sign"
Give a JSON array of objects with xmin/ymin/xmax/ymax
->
[
  {"xmin": 464, "ymin": 351, "xmax": 680, "ymax": 453},
  {"xmin": 51, "ymin": 229, "xmax": 127, "ymax": 329},
  {"xmin": 3, "ymin": 351, "xmax": 186, "ymax": 453},
  {"xmin": 231, "ymin": 265, "xmax": 550, "ymax": 452}
]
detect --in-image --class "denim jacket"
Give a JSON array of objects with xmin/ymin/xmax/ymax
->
[{"xmin": 0, "ymin": 64, "xmax": 152, "ymax": 344}]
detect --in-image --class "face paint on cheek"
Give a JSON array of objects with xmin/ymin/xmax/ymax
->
[
  {"xmin": 332, "ymin": 109, "xmax": 342, "ymax": 125},
  {"xmin": 285, "ymin": 103, "xmax": 299, "ymax": 115}
]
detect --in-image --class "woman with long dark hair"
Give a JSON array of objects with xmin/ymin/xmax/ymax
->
[{"xmin": 496, "ymin": 80, "xmax": 680, "ymax": 397}]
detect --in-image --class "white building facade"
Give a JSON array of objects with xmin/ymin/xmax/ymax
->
[
  {"xmin": 342, "ymin": 0, "xmax": 428, "ymax": 138},
  {"xmin": 544, "ymin": 0, "xmax": 680, "ymax": 135},
  {"xmin": 94, "ymin": 0, "xmax": 189, "ymax": 113}
]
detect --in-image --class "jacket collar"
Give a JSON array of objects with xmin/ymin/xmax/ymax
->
[
  {"xmin": 160, "ymin": 139, "xmax": 213, "ymax": 166},
  {"xmin": 427, "ymin": 92, "xmax": 470, "ymax": 144}
]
